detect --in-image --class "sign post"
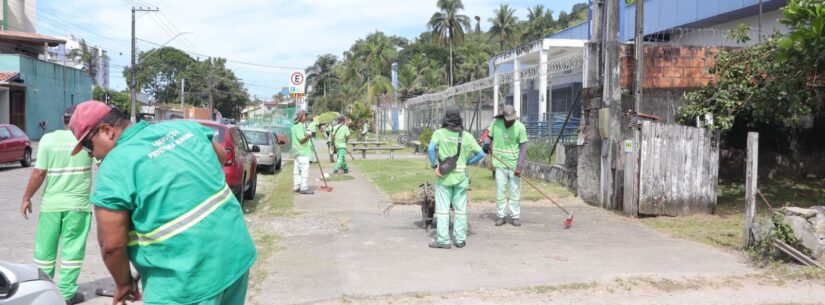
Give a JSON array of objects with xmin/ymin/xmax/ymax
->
[{"xmin": 289, "ymin": 70, "xmax": 307, "ymax": 111}]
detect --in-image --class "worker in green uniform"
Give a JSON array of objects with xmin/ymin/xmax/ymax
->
[
  {"xmin": 68, "ymin": 101, "xmax": 256, "ymax": 305},
  {"xmin": 483, "ymin": 105, "xmax": 529, "ymax": 227},
  {"xmin": 325, "ymin": 120, "xmax": 337, "ymax": 163},
  {"xmin": 331, "ymin": 115, "xmax": 350, "ymax": 174},
  {"xmin": 359, "ymin": 118, "xmax": 369, "ymax": 141},
  {"xmin": 428, "ymin": 107, "xmax": 485, "ymax": 249},
  {"xmin": 20, "ymin": 105, "xmax": 92, "ymax": 305},
  {"xmin": 307, "ymin": 114, "xmax": 318, "ymax": 163},
  {"xmin": 291, "ymin": 110, "xmax": 314, "ymax": 194}
]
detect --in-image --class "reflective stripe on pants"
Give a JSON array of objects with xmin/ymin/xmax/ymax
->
[
  {"xmin": 495, "ymin": 167, "xmax": 521, "ymax": 219},
  {"xmin": 334, "ymin": 148, "xmax": 348, "ymax": 171},
  {"xmin": 435, "ymin": 177, "xmax": 469, "ymax": 245},
  {"xmin": 34, "ymin": 211, "xmax": 91, "ymax": 300},
  {"xmin": 293, "ymin": 156, "xmax": 310, "ymax": 191}
]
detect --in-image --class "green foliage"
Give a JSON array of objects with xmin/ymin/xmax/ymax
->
[
  {"xmin": 488, "ymin": 4, "xmax": 520, "ymax": 51},
  {"xmin": 778, "ymin": 0, "xmax": 825, "ymax": 73},
  {"xmin": 526, "ymin": 141, "xmax": 556, "ymax": 164},
  {"xmin": 418, "ymin": 127, "xmax": 433, "ymax": 151},
  {"xmin": 315, "ymin": 112, "xmax": 340, "ymax": 125},
  {"xmin": 678, "ymin": 33, "xmax": 815, "ymax": 132},
  {"xmin": 92, "ymin": 86, "xmax": 130, "ymax": 113}
]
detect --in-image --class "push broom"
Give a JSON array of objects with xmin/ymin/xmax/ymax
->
[
  {"xmin": 306, "ymin": 123, "xmax": 333, "ymax": 192},
  {"xmin": 489, "ymin": 154, "xmax": 574, "ymax": 228}
]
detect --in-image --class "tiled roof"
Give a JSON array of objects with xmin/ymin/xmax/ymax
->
[
  {"xmin": 0, "ymin": 72, "xmax": 19, "ymax": 82},
  {"xmin": 0, "ymin": 31, "xmax": 65, "ymax": 46}
]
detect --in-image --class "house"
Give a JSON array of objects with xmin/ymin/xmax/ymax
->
[
  {"xmin": 489, "ymin": 0, "xmax": 790, "ymax": 124},
  {"xmin": 0, "ymin": 32, "xmax": 92, "ymax": 140}
]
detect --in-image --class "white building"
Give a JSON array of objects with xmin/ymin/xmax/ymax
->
[{"xmin": 45, "ymin": 35, "xmax": 110, "ymax": 88}]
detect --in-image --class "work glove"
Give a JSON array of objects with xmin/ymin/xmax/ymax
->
[{"xmin": 482, "ymin": 143, "xmax": 491, "ymax": 154}]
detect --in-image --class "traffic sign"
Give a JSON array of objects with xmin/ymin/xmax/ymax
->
[{"xmin": 289, "ymin": 70, "xmax": 305, "ymax": 94}]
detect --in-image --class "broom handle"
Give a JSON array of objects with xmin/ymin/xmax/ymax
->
[
  {"xmin": 489, "ymin": 153, "xmax": 570, "ymax": 215},
  {"xmin": 306, "ymin": 123, "xmax": 330, "ymax": 188}
]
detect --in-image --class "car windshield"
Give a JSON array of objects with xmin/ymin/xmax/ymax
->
[
  {"xmin": 205, "ymin": 125, "xmax": 226, "ymax": 143},
  {"xmin": 242, "ymin": 130, "xmax": 270, "ymax": 145}
]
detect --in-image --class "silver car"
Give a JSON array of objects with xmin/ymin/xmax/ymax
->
[
  {"xmin": 241, "ymin": 127, "xmax": 283, "ymax": 174},
  {"xmin": 0, "ymin": 260, "xmax": 65, "ymax": 304}
]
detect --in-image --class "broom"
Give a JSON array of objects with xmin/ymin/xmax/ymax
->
[
  {"xmin": 306, "ymin": 122, "xmax": 333, "ymax": 192},
  {"xmin": 489, "ymin": 153, "xmax": 574, "ymax": 228}
]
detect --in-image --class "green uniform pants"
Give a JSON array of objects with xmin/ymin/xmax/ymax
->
[
  {"xmin": 435, "ymin": 177, "xmax": 469, "ymax": 245},
  {"xmin": 33, "ymin": 211, "xmax": 91, "ymax": 300},
  {"xmin": 495, "ymin": 167, "xmax": 521, "ymax": 219},
  {"xmin": 334, "ymin": 148, "xmax": 348, "ymax": 172}
]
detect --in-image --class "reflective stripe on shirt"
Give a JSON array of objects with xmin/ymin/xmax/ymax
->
[
  {"xmin": 128, "ymin": 185, "xmax": 233, "ymax": 247},
  {"xmin": 46, "ymin": 166, "xmax": 92, "ymax": 176}
]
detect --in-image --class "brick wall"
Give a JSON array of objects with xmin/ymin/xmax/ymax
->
[{"xmin": 620, "ymin": 44, "xmax": 722, "ymax": 89}]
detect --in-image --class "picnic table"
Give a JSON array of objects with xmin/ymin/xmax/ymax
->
[{"xmin": 349, "ymin": 141, "xmax": 405, "ymax": 159}]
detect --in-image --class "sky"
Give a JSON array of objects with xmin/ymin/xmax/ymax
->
[{"xmin": 37, "ymin": 0, "xmax": 584, "ymax": 100}]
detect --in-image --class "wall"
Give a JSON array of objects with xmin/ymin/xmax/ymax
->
[
  {"xmin": 0, "ymin": 88, "xmax": 8, "ymax": 123},
  {"xmin": 5, "ymin": 0, "xmax": 36, "ymax": 32},
  {"xmin": 620, "ymin": 44, "xmax": 721, "ymax": 90},
  {"xmin": 0, "ymin": 55, "xmax": 92, "ymax": 139},
  {"xmin": 522, "ymin": 144, "xmax": 579, "ymax": 190}
]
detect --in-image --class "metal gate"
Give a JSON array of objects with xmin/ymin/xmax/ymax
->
[{"xmin": 624, "ymin": 121, "xmax": 720, "ymax": 216}]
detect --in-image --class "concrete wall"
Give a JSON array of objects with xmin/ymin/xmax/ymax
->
[
  {"xmin": 522, "ymin": 144, "xmax": 579, "ymax": 191},
  {"xmin": 0, "ymin": 89, "xmax": 8, "ymax": 123},
  {"xmin": 0, "ymin": 55, "xmax": 92, "ymax": 139},
  {"xmin": 4, "ymin": 0, "xmax": 36, "ymax": 32}
]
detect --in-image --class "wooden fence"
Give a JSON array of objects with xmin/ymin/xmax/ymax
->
[{"xmin": 624, "ymin": 121, "xmax": 720, "ymax": 216}]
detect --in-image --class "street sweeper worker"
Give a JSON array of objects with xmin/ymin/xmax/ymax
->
[
  {"xmin": 484, "ymin": 104, "xmax": 529, "ymax": 227},
  {"xmin": 331, "ymin": 115, "xmax": 350, "ymax": 174},
  {"xmin": 69, "ymin": 101, "xmax": 256, "ymax": 305},
  {"xmin": 20, "ymin": 105, "xmax": 93, "ymax": 305},
  {"xmin": 292, "ymin": 110, "xmax": 314, "ymax": 194},
  {"xmin": 428, "ymin": 107, "xmax": 485, "ymax": 249}
]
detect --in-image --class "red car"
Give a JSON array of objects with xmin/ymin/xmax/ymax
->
[
  {"xmin": 0, "ymin": 124, "xmax": 32, "ymax": 167},
  {"xmin": 194, "ymin": 120, "xmax": 258, "ymax": 206}
]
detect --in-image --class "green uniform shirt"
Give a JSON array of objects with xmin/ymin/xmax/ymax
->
[
  {"xmin": 308, "ymin": 121, "xmax": 318, "ymax": 133},
  {"xmin": 291, "ymin": 124, "xmax": 312, "ymax": 157},
  {"xmin": 488, "ymin": 119, "xmax": 528, "ymax": 169},
  {"xmin": 333, "ymin": 125, "xmax": 350, "ymax": 149},
  {"xmin": 92, "ymin": 121, "xmax": 256, "ymax": 304},
  {"xmin": 431, "ymin": 129, "xmax": 483, "ymax": 186},
  {"xmin": 35, "ymin": 130, "xmax": 93, "ymax": 212}
]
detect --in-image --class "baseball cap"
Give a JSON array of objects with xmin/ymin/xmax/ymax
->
[
  {"xmin": 495, "ymin": 105, "xmax": 518, "ymax": 121},
  {"xmin": 68, "ymin": 100, "xmax": 112, "ymax": 156}
]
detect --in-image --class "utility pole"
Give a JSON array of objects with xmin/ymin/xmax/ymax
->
[
  {"xmin": 207, "ymin": 58, "xmax": 215, "ymax": 120},
  {"xmin": 634, "ymin": 0, "xmax": 644, "ymax": 114},
  {"xmin": 180, "ymin": 78, "xmax": 185, "ymax": 117},
  {"xmin": 601, "ymin": 0, "xmax": 621, "ymax": 210},
  {"xmin": 584, "ymin": 0, "xmax": 604, "ymax": 87},
  {"xmin": 130, "ymin": 6, "xmax": 159, "ymax": 122}
]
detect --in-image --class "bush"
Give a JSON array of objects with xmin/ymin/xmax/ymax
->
[
  {"xmin": 750, "ymin": 212, "xmax": 811, "ymax": 263},
  {"xmin": 526, "ymin": 140, "xmax": 555, "ymax": 164},
  {"xmin": 418, "ymin": 128, "xmax": 433, "ymax": 151}
]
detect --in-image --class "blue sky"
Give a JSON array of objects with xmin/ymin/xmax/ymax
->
[{"xmin": 37, "ymin": 0, "xmax": 585, "ymax": 100}]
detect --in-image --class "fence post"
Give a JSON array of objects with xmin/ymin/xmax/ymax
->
[{"xmin": 744, "ymin": 132, "xmax": 759, "ymax": 247}]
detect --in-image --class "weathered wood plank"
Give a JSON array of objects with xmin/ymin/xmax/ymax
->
[{"xmin": 744, "ymin": 132, "xmax": 759, "ymax": 246}]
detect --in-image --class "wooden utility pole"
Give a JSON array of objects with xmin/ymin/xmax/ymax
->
[
  {"xmin": 744, "ymin": 132, "xmax": 759, "ymax": 246},
  {"xmin": 130, "ymin": 6, "xmax": 159, "ymax": 122}
]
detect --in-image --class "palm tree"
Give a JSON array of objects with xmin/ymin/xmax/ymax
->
[
  {"xmin": 489, "ymin": 4, "xmax": 519, "ymax": 51},
  {"xmin": 427, "ymin": 0, "xmax": 471, "ymax": 87},
  {"xmin": 67, "ymin": 39, "xmax": 101, "ymax": 86},
  {"xmin": 306, "ymin": 54, "xmax": 339, "ymax": 99},
  {"xmin": 527, "ymin": 4, "xmax": 547, "ymax": 22},
  {"xmin": 458, "ymin": 49, "xmax": 488, "ymax": 83}
]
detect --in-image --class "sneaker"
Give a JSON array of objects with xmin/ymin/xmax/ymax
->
[
  {"xmin": 299, "ymin": 190, "xmax": 315, "ymax": 195},
  {"xmin": 454, "ymin": 241, "xmax": 466, "ymax": 248},
  {"xmin": 343, "ymin": 169, "xmax": 349, "ymax": 174},
  {"xmin": 495, "ymin": 217, "xmax": 507, "ymax": 226},
  {"xmin": 428, "ymin": 241, "xmax": 451, "ymax": 249},
  {"xmin": 332, "ymin": 170, "xmax": 339, "ymax": 175},
  {"xmin": 511, "ymin": 218, "xmax": 522, "ymax": 227},
  {"xmin": 66, "ymin": 292, "xmax": 85, "ymax": 305}
]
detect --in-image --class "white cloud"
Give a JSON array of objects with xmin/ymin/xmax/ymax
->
[{"xmin": 37, "ymin": 0, "xmax": 583, "ymax": 98}]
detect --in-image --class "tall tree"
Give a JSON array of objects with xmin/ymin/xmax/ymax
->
[
  {"xmin": 306, "ymin": 53, "xmax": 339, "ymax": 109},
  {"xmin": 489, "ymin": 4, "xmax": 519, "ymax": 51},
  {"xmin": 67, "ymin": 39, "xmax": 102, "ymax": 86},
  {"xmin": 124, "ymin": 47, "xmax": 195, "ymax": 104},
  {"xmin": 521, "ymin": 4, "xmax": 555, "ymax": 43},
  {"xmin": 427, "ymin": 0, "xmax": 471, "ymax": 86}
]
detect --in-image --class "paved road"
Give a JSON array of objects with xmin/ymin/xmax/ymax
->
[
  {"xmin": 247, "ymin": 149, "xmax": 757, "ymax": 305},
  {"xmin": 0, "ymin": 164, "xmax": 137, "ymax": 304}
]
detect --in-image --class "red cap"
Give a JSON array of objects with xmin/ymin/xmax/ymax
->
[{"xmin": 69, "ymin": 100, "xmax": 112, "ymax": 156}]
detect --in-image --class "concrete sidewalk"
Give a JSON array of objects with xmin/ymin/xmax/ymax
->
[{"xmin": 247, "ymin": 145, "xmax": 755, "ymax": 305}]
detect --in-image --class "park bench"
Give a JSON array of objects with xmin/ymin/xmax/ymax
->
[
  {"xmin": 351, "ymin": 145, "xmax": 405, "ymax": 159},
  {"xmin": 408, "ymin": 140, "xmax": 422, "ymax": 154}
]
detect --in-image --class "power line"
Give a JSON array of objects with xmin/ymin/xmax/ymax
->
[{"xmin": 135, "ymin": 38, "xmax": 301, "ymax": 70}]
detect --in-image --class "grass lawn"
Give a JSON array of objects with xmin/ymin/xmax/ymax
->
[
  {"xmin": 352, "ymin": 158, "xmax": 574, "ymax": 203},
  {"xmin": 246, "ymin": 161, "xmax": 296, "ymax": 217},
  {"xmin": 639, "ymin": 177, "xmax": 825, "ymax": 251}
]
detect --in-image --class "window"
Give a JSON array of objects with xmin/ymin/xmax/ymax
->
[
  {"xmin": 205, "ymin": 125, "xmax": 226, "ymax": 143},
  {"xmin": 8, "ymin": 125, "xmax": 25, "ymax": 138},
  {"xmin": 0, "ymin": 127, "xmax": 11, "ymax": 140},
  {"xmin": 242, "ymin": 130, "xmax": 270, "ymax": 146}
]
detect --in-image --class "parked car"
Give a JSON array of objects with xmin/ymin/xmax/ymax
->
[
  {"xmin": 241, "ymin": 127, "xmax": 284, "ymax": 174},
  {"xmin": 0, "ymin": 124, "xmax": 32, "ymax": 167},
  {"xmin": 194, "ymin": 120, "xmax": 258, "ymax": 206},
  {"xmin": 0, "ymin": 260, "xmax": 64, "ymax": 304}
]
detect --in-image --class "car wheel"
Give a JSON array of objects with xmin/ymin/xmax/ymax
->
[
  {"xmin": 265, "ymin": 164, "xmax": 276, "ymax": 175},
  {"xmin": 274, "ymin": 157, "xmax": 282, "ymax": 171},
  {"xmin": 236, "ymin": 176, "xmax": 245, "ymax": 207},
  {"xmin": 20, "ymin": 148, "xmax": 32, "ymax": 167},
  {"xmin": 244, "ymin": 172, "xmax": 257, "ymax": 200}
]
